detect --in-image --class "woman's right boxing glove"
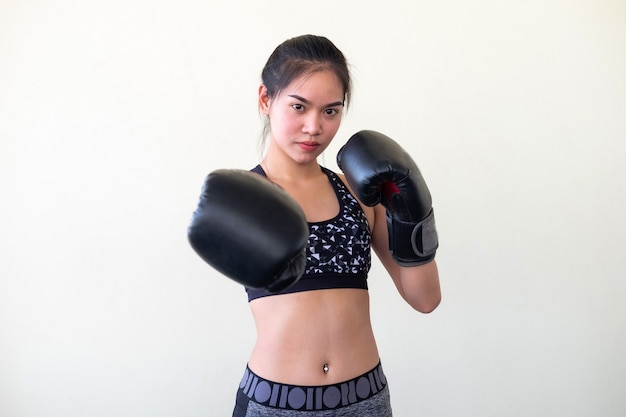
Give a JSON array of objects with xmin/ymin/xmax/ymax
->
[{"xmin": 187, "ymin": 169, "xmax": 309, "ymax": 292}]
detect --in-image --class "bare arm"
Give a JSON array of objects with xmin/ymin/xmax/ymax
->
[{"xmin": 370, "ymin": 203, "xmax": 441, "ymax": 313}]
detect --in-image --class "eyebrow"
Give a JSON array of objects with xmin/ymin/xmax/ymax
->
[{"xmin": 288, "ymin": 94, "xmax": 344, "ymax": 108}]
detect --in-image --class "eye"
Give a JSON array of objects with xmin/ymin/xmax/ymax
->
[
  {"xmin": 292, "ymin": 103, "xmax": 305, "ymax": 112},
  {"xmin": 324, "ymin": 108, "xmax": 339, "ymax": 116}
]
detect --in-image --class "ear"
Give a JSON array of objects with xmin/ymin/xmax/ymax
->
[{"xmin": 258, "ymin": 84, "xmax": 271, "ymax": 115}]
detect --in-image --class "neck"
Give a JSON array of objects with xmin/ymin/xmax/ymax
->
[{"xmin": 261, "ymin": 148, "xmax": 322, "ymax": 182}]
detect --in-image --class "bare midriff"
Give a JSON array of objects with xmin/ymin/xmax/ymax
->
[{"xmin": 248, "ymin": 288, "xmax": 380, "ymax": 386}]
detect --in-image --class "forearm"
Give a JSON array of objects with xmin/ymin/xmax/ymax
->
[
  {"xmin": 376, "ymin": 242, "xmax": 441, "ymax": 313},
  {"xmin": 396, "ymin": 260, "xmax": 441, "ymax": 313}
]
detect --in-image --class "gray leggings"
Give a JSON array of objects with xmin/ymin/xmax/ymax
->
[{"xmin": 232, "ymin": 363, "xmax": 393, "ymax": 416}]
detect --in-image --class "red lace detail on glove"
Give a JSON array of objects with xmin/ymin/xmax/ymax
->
[{"xmin": 380, "ymin": 181, "xmax": 400, "ymax": 203}]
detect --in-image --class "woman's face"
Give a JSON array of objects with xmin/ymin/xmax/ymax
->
[{"xmin": 260, "ymin": 70, "xmax": 345, "ymax": 165}]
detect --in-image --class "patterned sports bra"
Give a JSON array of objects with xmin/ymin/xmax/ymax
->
[{"xmin": 246, "ymin": 165, "xmax": 372, "ymax": 302}]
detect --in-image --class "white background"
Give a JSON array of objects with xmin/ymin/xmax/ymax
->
[{"xmin": 1, "ymin": 1, "xmax": 625, "ymax": 416}]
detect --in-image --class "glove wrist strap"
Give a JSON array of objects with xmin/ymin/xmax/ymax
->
[{"xmin": 387, "ymin": 208, "xmax": 438, "ymax": 266}]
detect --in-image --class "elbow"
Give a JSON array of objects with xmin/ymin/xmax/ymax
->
[{"xmin": 408, "ymin": 293, "xmax": 441, "ymax": 314}]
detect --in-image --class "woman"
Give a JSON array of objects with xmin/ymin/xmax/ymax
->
[
  {"xmin": 229, "ymin": 34, "xmax": 441, "ymax": 416},
  {"xmin": 188, "ymin": 34, "xmax": 441, "ymax": 416}
]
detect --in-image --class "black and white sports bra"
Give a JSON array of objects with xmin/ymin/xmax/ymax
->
[{"xmin": 246, "ymin": 165, "xmax": 372, "ymax": 302}]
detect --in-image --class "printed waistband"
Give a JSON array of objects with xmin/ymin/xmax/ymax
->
[{"xmin": 238, "ymin": 362, "xmax": 387, "ymax": 411}]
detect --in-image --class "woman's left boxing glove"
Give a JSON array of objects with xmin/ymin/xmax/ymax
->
[{"xmin": 337, "ymin": 130, "xmax": 438, "ymax": 266}]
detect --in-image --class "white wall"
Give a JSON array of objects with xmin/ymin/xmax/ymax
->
[{"xmin": 1, "ymin": 1, "xmax": 625, "ymax": 416}]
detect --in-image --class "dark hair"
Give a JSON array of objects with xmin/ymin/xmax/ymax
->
[
  {"xmin": 259, "ymin": 35, "xmax": 352, "ymax": 147},
  {"xmin": 262, "ymin": 34, "xmax": 352, "ymax": 106}
]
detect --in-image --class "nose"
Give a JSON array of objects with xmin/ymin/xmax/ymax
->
[{"xmin": 302, "ymin": 113, "xmax": 322, "ymax": 136}]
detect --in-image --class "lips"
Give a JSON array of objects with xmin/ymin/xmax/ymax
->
[{"xmin": 298, "ymin": 141, "xmax": 320, "ymax": 151}]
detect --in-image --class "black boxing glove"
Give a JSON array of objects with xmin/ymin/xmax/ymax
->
[
  {"xmin": 187, "ymin": 169, "xmax": 309, "ymax": 291},
  {"xmin": 337, "ymin": 130, "xmax": 438, "ymax": 266}
]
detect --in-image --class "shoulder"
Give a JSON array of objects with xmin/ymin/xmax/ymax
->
[
  {"xmin": 332, "ymin": 170, "xmax": 358, "ymax": 202},
  {"xmin": 332, "ymin": 169, "xmax": 377, "ymax": 228}
]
